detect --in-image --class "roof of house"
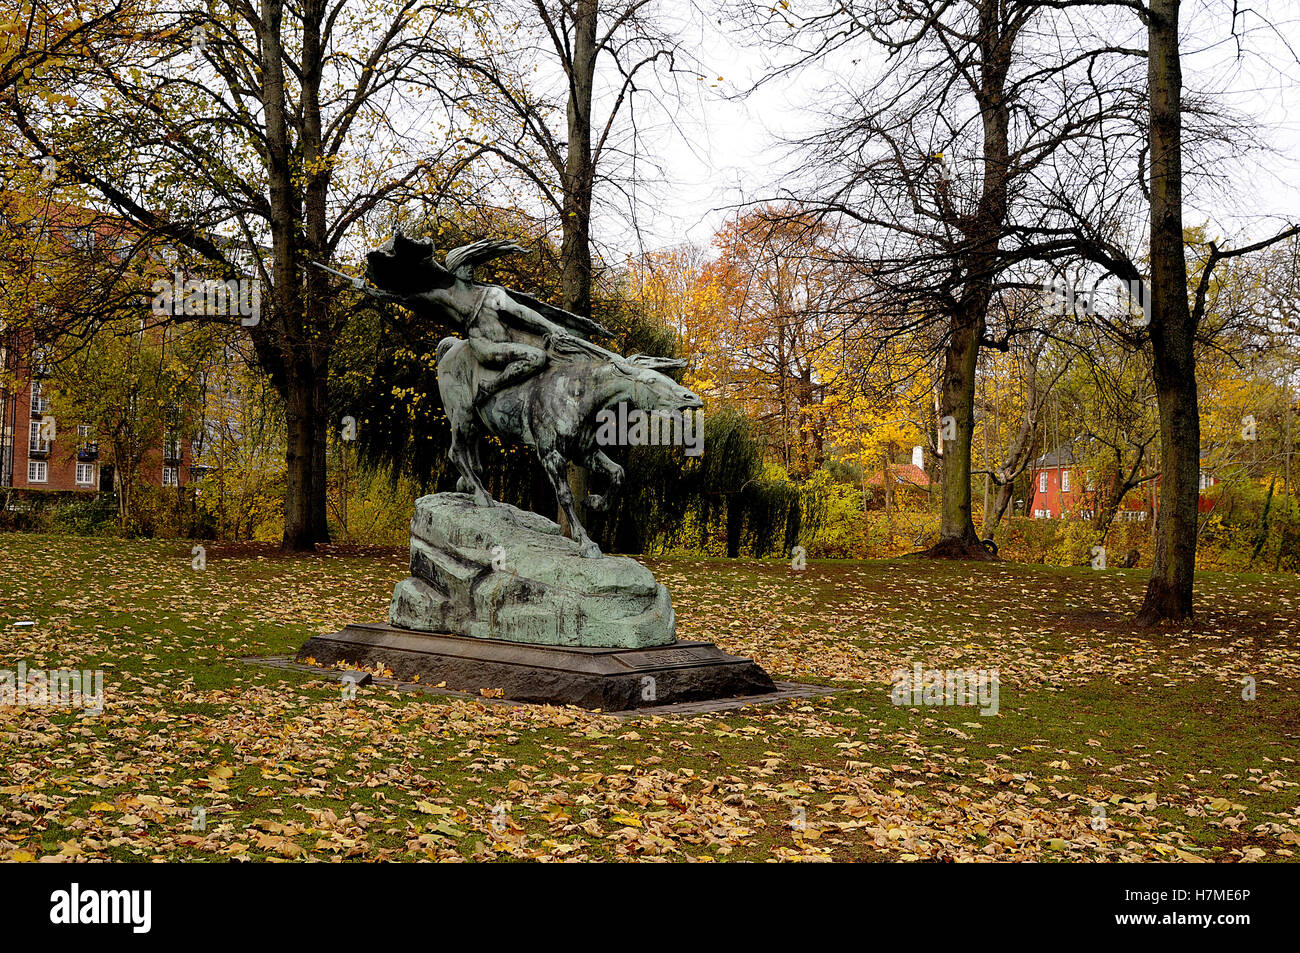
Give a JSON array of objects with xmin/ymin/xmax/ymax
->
[
  {"xmin": 1031, "ymin": 442, "xmax": 1086, "ymax": 469},
  {"xmin": 1034, "ymin": 441, "xmax": 1216, "ymax": 471},
  {"xmin": 867, "ymin": 463, "xmax": 931, "ymax": 488}
]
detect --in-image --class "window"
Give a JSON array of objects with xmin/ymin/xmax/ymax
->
[
  {"xmin": 1039, "ymin": 471, "xmax": 1048, "ymax": 493},
  {"xmin": 1061, "ymin": 470, "xmax": 1071, "ymax": 493},
  {"xmin": 27, "ymin": 460, "xmax": 47, "ymax": 483},
  {"xmin": 31, "ymin": 346, "xmax": 51, "ymax": 376},
  {"xmin": 77, "ymin": 424, "xmax": 92, "ymax": 439},
  {"xmin": 28, "ymin": 420, "xmax": 49, "ymax": 453},
  {"xmin": 162, "ymin": 466, "xmax": 178, "ymax": 487},
  {"xmin": 1199, "ymin": 470, "xmax": 1213, "ymax": 490},
  {"xmin": 30, "ymin": 381, "xmax": 48, "ymax": 415},
  {"xmin": 68, "ymin": 226, "xmax": 96, "ymax": 252},
  {"xmin": 163, "ymin": 430, "xmax": 180, "ymax": 460},
  {"xmin": 76, "ymin": 463, "xmax": 95, "ymax": 485}
]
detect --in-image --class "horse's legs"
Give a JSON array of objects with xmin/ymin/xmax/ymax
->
[
  {"xmin": 581, "ymin": 449, "xmax": 624, "ymax": 512},
  {"xmin": 448, "ymin": 426, "xmax": 493, "ymax": 506},
  {"xmin": 440, "ymin": 342, "xmax": 495, "ymax": 506},
  {"xmin": 539, "ymin": 446, "xmax": 601, "ymax": 557}
]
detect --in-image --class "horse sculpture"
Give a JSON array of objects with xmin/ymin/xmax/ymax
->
[
  {"xmin": 437, "ymin": 333, "xmax": 701, "ymax": 557},
  {"xmin": 344, "ymin": 233, "xmax": 703, "ymax": 557},
  {"xmin": 297, "ymin": 231, "xmax": 780, "ymax": 705}
]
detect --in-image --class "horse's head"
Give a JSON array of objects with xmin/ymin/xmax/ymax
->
[
  {"xmin": 618, "ymin": 354, "xmax": 703, "ymax": 413},
  {"xmin": 584, "ymin": 353, "xmax": 704, "ymax": 458}
]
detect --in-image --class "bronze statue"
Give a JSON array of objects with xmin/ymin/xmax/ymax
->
[{"xmin": 327, "ymin": 233, "xmax": 702, "ymax": 557}]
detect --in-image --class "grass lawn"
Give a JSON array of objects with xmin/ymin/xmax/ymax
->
[{"xmin": 1, "ymin": 532, "xmax": 1297, "ymax": 862}]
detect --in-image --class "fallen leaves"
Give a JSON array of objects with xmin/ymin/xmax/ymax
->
[{"xmin": 1, "ymin": 537, "xmax": 1297, "ymax": 863}]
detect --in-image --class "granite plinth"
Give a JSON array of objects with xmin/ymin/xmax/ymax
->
[{"xmin": 297, "ymin": 623, "xmax": 776, "ymax": 711}]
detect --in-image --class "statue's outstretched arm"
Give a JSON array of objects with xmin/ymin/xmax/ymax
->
[
  {"xmin": 497, "ymin": 295, "xmax": 571, "ymax": 340},
  {"xmin": 500, "ymin": 287, "xmax": 613, "ymax": 340}
]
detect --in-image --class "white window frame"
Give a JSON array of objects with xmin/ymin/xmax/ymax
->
[
  {"xmin": 162, "ymin": 466, "xmax": 178, "ymax": 487},
  {"xmin": 1061, "ymin": 469, "xmax": 1071, "ymax": 493},
  {"xmin": 76, "ymin": 462, "xmax": 95, "ymax": 485},
  {"xmin": 77, "ymin": 424, "xmax": 92, "ymax": 439},
  {"xmin": 28, "ymin": 460, "xmax": 47, "ymax": 483},
  {"xmin": 69, "ymin": 225, "xmax": 96, "ymax": 252},
  {"xmin": 30, "ymin": 381, "xmax": 48, "ymax": 415},
  {"xmin": 1039, "ymin": 471, "xmax": 1048, "ymax": 493},
  {"xmin": 29, "ymin": 419, "xmax": 49, "ymax": 453}
]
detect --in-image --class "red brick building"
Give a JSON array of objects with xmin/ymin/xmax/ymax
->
[
  {"xmin": 1028, "ymin": 443, "xmax": 1215, "ymax": 520},
  {"xmin": 0, "ymin": 206, "xmax": 195, "ymax": 494},
  {"xmin": 1, "ymin": 335, "xmax": 194, "ymax": 494},
  {"xmin": 867, "ymin": 462, "xmax": 932, "ymax": 505}
]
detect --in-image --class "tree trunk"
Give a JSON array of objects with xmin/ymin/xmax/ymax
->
[
  {"xmin": 1135, "ymin": 0, "xmax": 1198, "ymax": 625},
  {"xmin": 981, "ymin": 416, "xmax": 1035, "ymax": 537},
  {"xmin": 257, "ymin": 0, "xmax": 332, "ymax": 552},
  {"xmin": 922, "ymin": 0, "xmax": 1009, "ymax": 561},
  {"xmin": 556, "ymin": 0, "xmax": 598, "ymax": 538},
  {"xmin": 926, "ymin": 303, "xmax": 993, "ymax": 558},
  {"xmin": 882, "ymin": 450, "xmax": 894, "ymax": 516},
  {"xmin": 1248, "ymin": 477, "xmax": 1276, "ymax": 568},
  {"xmin": 1092, "ymin": 478, "xmax": 1127, "ymax": 545},
  {"xmin": 282, "ymin": 370, "xmax": 330, "ymax": 551},
  {"xmin": 116, "ymin": 463, "xmax": 129, "ymax": 530},
  {"xmin": 560, "ymin": 0, "xmax": 596, "ymax": 319},
  {"xmin": 302, "ymin": 3, "xmax": 332, "ymax": 547},
  {"xmin": 1093, "ymin": 454, "xmax": 1150, "ymax": 545},
  {"xmin": 725, "ymin": 494, "xmax": 743, "ymax": 558},
  {"xmin": 985, "ymin": 480, "xmax": 1015, "ymax": 535}
]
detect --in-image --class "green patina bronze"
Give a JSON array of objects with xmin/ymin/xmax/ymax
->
[{"xmin": 333, "ymin": 234, "xmax": 701, "ymax": 648}]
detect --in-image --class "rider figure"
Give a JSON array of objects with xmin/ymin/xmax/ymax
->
[
  {"xmin": 451, "ymin": 257, "xmax": 556, "ymax": 403},
  {"xmin": 352, "ymin": 237, "xmax": 611, "ymax": 404}
]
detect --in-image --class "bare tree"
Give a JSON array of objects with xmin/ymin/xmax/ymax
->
[
  {"xmin": 738, "ymin": 0, "xmax": 1145, "ymax": 557},
  {"xmin": 1055, "ymin": 0, "xmax": 1300, "ymax": 622},
  {"xmin": 445, "ymin": 0, "xmax": 684, "ymax": 316},
  {"xmin": 2, "ymin": 0, "xmax": 470, "ymax": 549}
]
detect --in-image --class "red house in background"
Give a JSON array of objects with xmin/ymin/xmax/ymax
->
[
  {"xmin": 1027, "ymin": 442, "xmax": 1216, "ymax": 520},
  {"xmin": 867, "ymin": 462, "xmax": 931, "ymax": 501}
]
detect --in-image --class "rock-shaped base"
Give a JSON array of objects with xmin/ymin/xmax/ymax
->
[{"xmin": 389, "ymin": 493, "xmax": 674, "ymax": 649}]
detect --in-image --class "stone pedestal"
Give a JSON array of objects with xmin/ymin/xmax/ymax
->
[
  {"xmin": 296, "ymin": 624, "xmax": 776, "ymax": 711},
  {"xmin": 390, "ymin": 493, "xmax": 673, "ymax": 649},
  {"xmin": 295, "ymin": 492, "xmax": 777, "ymax": 710}
]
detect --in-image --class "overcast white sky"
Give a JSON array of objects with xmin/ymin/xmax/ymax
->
[{"xmin": 605, "ymin": 0, "xmax": 1300, "ymax": 259}]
